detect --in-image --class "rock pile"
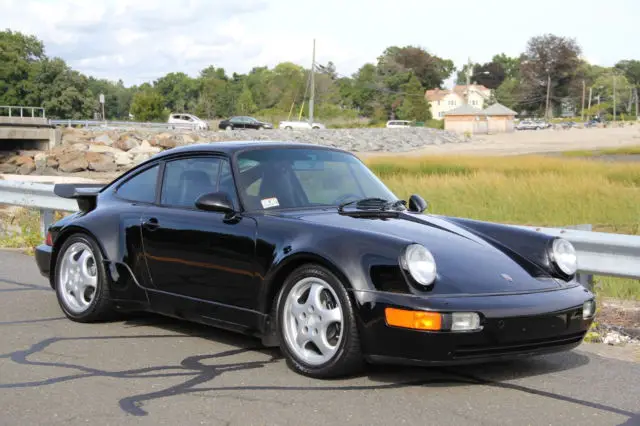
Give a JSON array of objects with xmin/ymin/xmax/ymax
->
[{"xmin": 0, "ymin": 126, "xmax": 470, "ymax": 176}]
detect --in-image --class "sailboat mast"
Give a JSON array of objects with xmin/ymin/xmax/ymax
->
[{"xmin": 309, "ymin": 39, "xmax": 316, "ymax": 124}]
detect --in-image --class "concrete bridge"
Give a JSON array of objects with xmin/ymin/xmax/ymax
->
[{"xmin": 0, "ymin": 106, "xmax": 60, "ymax": 151}]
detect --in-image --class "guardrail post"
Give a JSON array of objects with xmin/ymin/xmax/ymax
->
[{"xmin": 39, "ymin": 208, "xmax": 54, "ymax": 239}]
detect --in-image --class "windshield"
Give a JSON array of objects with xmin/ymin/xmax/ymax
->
[{"xmin": 234, "ymin": 148, "xmax": 399, "ymax": 211}]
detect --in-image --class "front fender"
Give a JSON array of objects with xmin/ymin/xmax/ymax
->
[
  {"xmin": 254, "ymin": 219, "xmax": 413, "ymax": 314},
  {"xmin": 440, "ymin": 216, "xmax": 558, "ymax": 276}
]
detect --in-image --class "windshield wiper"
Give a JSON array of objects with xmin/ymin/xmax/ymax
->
[{"xmin": 338, "ymin": 197, "xmax": 406, "ymax": 213}]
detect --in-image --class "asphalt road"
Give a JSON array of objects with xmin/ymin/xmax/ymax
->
[{"xmin": 1, "ymin": 250, "xmax": 639, "ymax": 426}]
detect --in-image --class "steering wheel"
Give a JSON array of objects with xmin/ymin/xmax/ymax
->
[{"xmin": 333, "ymin": 193, "xmax": 361, "ymax": 205}]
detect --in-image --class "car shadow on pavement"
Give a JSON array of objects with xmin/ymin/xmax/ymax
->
[{"xmin": 1, "ymin": 312, "xmax": 637, "ymax": 423}]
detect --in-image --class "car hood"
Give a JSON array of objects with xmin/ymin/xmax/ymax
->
[{"xmin": 284, "ymin": 210, "xmax": 563, "ymax": 295}]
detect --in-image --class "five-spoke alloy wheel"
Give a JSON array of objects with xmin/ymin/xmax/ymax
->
[
  {"xmin": 54, "ymin": 234, "xmax": 112, "ymax": 322},
  {"xmin": 276, "ymin": 264, "xmax": 362, "ymax": 378}
]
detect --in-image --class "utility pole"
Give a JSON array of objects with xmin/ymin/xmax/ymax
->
[
  {"xmin": 465, "ymin": 57, "xmax": 472, "ymax": 105},
  {"xmin": 308, "ymin": 39, "xmax": 316, "ymax": 125},
  {"xmin": 588, "ymin": 87, "xmax": 593, "ymax": 112},
  {"xmin": 636, "ymin": 88, "xmax": 639, "ymax": 119},
  {"xmin": 545, "ymin": 74, "xmax": 551, "ymax": 119},
  {"xmin": 581, "ymin": 80, "xmax": 586, "ymax": 121},
  {"xmin": 613, "ymin": 74, "xmax": 617, "ymax": 121}
]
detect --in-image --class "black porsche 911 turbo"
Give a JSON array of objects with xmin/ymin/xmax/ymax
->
[{"xmin": 34, "ymin": 141, "xmax": 596, "ymax": 378}]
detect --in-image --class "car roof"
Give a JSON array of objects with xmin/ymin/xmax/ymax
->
[{"xmin": 151, "ymin": 141, "xmax": 350, "ymax": 159}]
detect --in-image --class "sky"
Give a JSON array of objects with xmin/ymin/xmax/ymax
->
[{"xmin": 1, "ymin": 0, "xmax": 638, "ymax": 88}]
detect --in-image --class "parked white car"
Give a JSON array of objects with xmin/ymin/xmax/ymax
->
[
  {"xmin": 279, "ymin": 120, "xmax": 326, "ymax": 130},
  {"xmin": 386, "ymin": 120, "xmax": 413, "ymax": 128},
  {"xmin": 168, "ymin": 113, "xmax": 209, "ymax": 130}
]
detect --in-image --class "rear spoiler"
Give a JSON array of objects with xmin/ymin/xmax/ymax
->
[{"xmin": 53, "ymin": 183, "xmax": 104, "ymax": 212}]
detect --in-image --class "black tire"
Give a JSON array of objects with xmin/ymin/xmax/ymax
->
[
  {"xmin": 54, "ymin": 233, "xmax": 113, "ymax": 323},
  {"xmin": 284, "ymin": 126, "xmax": 292, "ymax": 130},
  {"xmin": 275, "ymin": 264, "xmax": 363, "ymax": 378}
]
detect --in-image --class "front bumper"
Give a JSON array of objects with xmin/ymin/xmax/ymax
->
[
  {"xmin": 354, "ymin": 284, "xmax": 595, "ymax": 366},
  {"xmin": 35, "ymin": 244, "xmax": 53, "ymax": 278}
]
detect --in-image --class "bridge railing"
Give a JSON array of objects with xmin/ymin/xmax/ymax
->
[
  {"xmin": 0, "ymin": 106, "xmax": 46, "ymax": 119},
  {"xmin": 48, "ymin": 119, "xmax": 201, "ymax": 131}
]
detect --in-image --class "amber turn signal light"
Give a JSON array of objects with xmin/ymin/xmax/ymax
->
[{"xmin": 384, "ymin": 307, "xmax": 442, "ymax": 331}]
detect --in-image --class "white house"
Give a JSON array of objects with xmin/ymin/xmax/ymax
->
[{"xmin": 425, "ymin": 85, "xmax": 492, "ymax": 119}]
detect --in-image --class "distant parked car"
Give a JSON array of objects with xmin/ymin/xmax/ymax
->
[
  {"xmin": 219, "ymin": 116, "xmax": 273, "ymax": 130},
  {"xmin": 386, "ymin": 120, "xmax": 413, "ymax": 128},
  {"xmin": 516, "ymin": 120, "xmax": 549, "ymax": 131},
  {"xmin": 168, "ymin": 113, "xmax": 209, "ymax": 130},
  {"xmin": 279, "ymin": 120, "xmax": 326, "ymax": 130}
]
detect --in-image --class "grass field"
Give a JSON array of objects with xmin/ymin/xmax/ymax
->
[{"xmin": 364, "ymin": 154, "xmax": 640, "ymax": 300}]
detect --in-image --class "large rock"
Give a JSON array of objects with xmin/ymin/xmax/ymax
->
[
  {"xmin": 113, "ymin": 135, "xmax": 140, "ymax": 151},
  {"xmin": 62, "ymin": 128, "xmax": 92, "ymax": 144},
  {"xmin": 114, "ymin": 151, "xmax": 134, "ymax": 167},
  {"xmin": 130, "ymin": 140, "xmax": 162, "ymax": 154},
  {"xmin": 58, "ymin": 153, "xmax": 89, "ymax": 173},
  {"xmin": 88, "ymin": 144, "xmax": 123, "ymax": 154},
  {"xmin": 34, "ymin": 153, "xmax": 47, "ymax": 170},
  {"xmin": 46, "ymin": 157, "xmax": 59, "ymax": 169},
  {"xmin": 70, "ymin": 143, "xmax": 89, "ymax": 152},
  {"xmin": 150, "ymin": 133, "xmax": 179, "ymax": 149},
  {"xmin": 133, "ymin": 153, "xmax": 152, "ymax": 164},
  {"xmin": 9, "ymin": 155, "xmax": 34, "ymax": 166},
  {"xmin": 0, "ymin": 163, "xmax": 17, "ymax": 173},
  {"xmin": 93, "ymin": 133, "xmax": 114, "ymax": 146},
  {"xmin": 17, "ymin": 158, "xmax": 36, "ymax": 175},
  {"xmin": 86, "ymin": 152, "xmax": 117, "ymax": 172}
]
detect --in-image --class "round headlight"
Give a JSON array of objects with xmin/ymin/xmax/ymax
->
[
  {"xmin": 551, "ymin": 238, "xmax": 577, "ymax": 276},
  {"xmin": 403, "ymin": 244, "xmax": 437, "ymax": 286}
]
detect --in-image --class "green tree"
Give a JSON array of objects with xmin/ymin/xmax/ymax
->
[
  {"xmin": 495, "ymin": 77, "xmax": 522, "ymax": 111},
  {"xmin": 29, "ymin": 57, "xmax": 94, "ymax": 119},
  {"xmin": 154, "ymin": 72, "xmax": 199, "ymax": 113},
  {"xmin": 377, "ymin": 46, "xmax": 455, "ymax": 89},
  {"xmin": 519, "ymin": 34, "xmax": 582, "ymax": 116},
  {"xmin": 130, "ymin": 89, "xmax": 167, "ymax": 121},
  {"xmin": 396, "ymin": 74, "xmax": 431, "ymax": 121},
  {"xmin": 615, "ymin": 60, "xmax": 640, "ymax": 86},
  {"xmin": 196, "ymin": 66, "xmax": 235, "ymax": 118},
  {"xmin": 0, "ymin": 30, "xmax": 44, "ymax": 106},
  {"xmin": 492, "ymin": 53, "xmax": 520, "ymax": 80},
  {"xmin": 593, "ymin": 71, "xmax": 633, "ymax": 115},
  {"xmin": 236, "ymin": 83, "xmax": 257, "ymax": 114}
]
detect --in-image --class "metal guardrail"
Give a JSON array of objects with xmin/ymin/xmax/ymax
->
[
  {"xmin": 49, "ymin": 119, "xmax": 201, "ymax": 131},
  {"xmin": 0, "ymin": 106, "xmax": 46, "ymax": 118},
  {"xmin": 1, "ymin": 180, "xmax": 639, "ymax": 285},
  {"xmin": 0, "ymin": 181, "xmax": 79, "ymax": 237}
]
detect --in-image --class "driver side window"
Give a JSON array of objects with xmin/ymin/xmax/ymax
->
[{"xmin": 160, "ymin": 156, "xmax": 239, "ymax": 210}]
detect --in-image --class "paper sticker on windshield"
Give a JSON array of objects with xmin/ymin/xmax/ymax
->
[{"xmin": 261, "ymin": 197, "xmax": 280, "ymax": 209}]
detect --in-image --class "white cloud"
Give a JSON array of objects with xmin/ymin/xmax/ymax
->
[{"xmin": 1, "ymin": 0, "xmax": 636, "ymax": 86}]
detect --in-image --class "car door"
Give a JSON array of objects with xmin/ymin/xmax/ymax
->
[
  {"xmin": 140, "ymin": 155, "xmax": 259, "ymax": 321},
  {"xmin": 246, "ymin": 118, "xmax": 260, "ymax": 129},
  {"xmin": 230, "ymin": 117, "xmax": 245, "ymax": 129}
]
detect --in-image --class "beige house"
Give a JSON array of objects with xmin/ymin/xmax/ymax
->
[
  {"xmin": 425, "ymin": 85, "xmax": 492, "ymax": 119},
  {"xmin": 443, "ymin": 104, "xmax": 488, "ymax": 134},
  {"xmin": 444, "ymin": 102, "xmax": 517, "ymax": 135},
  {"xmin": 484, "ymin": 103, "xmax": 517, "ymax": 133}
]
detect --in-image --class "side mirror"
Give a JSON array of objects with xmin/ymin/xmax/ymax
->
[
  {"xmin": 195, "ymin": 192, "xmax": 234, "ymax": 214},
  {"xmin": 408, "ymin": 194, "xmax": 428, "ymax": 213}
]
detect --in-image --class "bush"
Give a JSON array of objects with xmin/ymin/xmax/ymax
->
[{"xmin": 425, "ymin": 119, "xmax": 444, "ymax": 130}]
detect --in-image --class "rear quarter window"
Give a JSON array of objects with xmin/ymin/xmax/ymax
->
[{"xmin": 116, "ymin": 164, "xmax": 159, "ymax": 203}]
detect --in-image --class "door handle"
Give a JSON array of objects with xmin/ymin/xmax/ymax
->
[{"xmin": 142, "ymin": 217, "xmax": 159, "ymax": 231}]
